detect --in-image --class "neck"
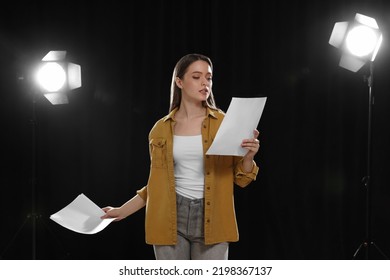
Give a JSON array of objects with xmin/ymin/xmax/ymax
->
[{"xmin": 176, "ymin": 101, "xmax": 206, "ymax": 120}]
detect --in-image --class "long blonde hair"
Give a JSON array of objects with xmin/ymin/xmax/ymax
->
[{"xmin": 169, "ymin": 53, "xmax": 218, "ymax": 112}]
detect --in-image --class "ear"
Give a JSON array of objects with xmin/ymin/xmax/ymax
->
[{"xmin": 175, "ymin": 77, "xmax": 183, "ymax": 89}]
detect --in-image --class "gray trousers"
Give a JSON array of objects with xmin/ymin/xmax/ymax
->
[{"xmin": 153, "ymin": 193, "xmax": 229, "ymax": 260}]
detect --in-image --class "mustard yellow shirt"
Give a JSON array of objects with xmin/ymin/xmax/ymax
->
[{"xmin": 136, "ymin": 107, "xmax": 259, "ymax": 245}]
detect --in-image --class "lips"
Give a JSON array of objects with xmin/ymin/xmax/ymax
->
[{"xmin": 200, "ymin": 88, "xmax": 209, "ymax": 94}]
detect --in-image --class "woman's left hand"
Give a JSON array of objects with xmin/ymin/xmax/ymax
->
[{"xmin": 241, "ymin": 129, "xmax": 260, "ymax": 159}]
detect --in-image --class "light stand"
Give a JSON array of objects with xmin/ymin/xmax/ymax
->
[
  {"xmin": 1, "ymin": 90, "xmax": 51, "ymax": 260},
  {"xmin": 31, "ymin": 92, "xmax": 38, "ymax": 260},
  {"xmin": 352, "ymin": 62, "xmax": 388, "ymax": 260},
  {"xmin": 329, "ymin": 13, "xmax": 388, "ymax": 260}
]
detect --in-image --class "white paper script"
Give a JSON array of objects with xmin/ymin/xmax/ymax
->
[
  {"xmin": 50, "ymin": 193, "xmax": 115, "ymax": 234},
  {"xmin": 206, "ymin": 97, "xmax": 267, "ymax": 156}
]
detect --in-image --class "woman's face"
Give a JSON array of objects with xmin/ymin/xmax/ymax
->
[{"xmin": 176, "ymin": 60, "xmax": 212, "ymax": 104}]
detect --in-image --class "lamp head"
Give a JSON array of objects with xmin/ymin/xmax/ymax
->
[
  {"xmin": 35, "ymin": 51, "xmax": 82, "ymax": 105},
  {"xmin": 329, "ymin": 13, "xmax": 382, "ymax": 72}
]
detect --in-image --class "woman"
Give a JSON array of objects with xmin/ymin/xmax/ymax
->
[{"xmin": 101, "ymin": 53, "xmax": 260, "ymax": 260}]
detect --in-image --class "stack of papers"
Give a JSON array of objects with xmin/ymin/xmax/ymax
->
[{"xmin": 50, "ymin": 193, "xmax": 115, "ymax": 234}]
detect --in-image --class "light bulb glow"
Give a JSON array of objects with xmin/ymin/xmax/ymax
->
[
  {"xmin": 345, "ymin": 25, "xmax": 378, "ymax": 57},
  {"xmin": 36, "ymin": 62, "xmax": 66, "ymax": 92}
]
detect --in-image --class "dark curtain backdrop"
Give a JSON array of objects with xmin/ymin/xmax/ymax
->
[{"xmin": 1, "ymin": 0, "xmax": 390, "ymax": 260}]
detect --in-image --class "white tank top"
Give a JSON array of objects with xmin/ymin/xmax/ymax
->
[{"xmin": 173, "ymin": 135, "xmax": 204, "ymax": 199}]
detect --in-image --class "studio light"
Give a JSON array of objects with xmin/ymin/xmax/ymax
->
[
  {"xmin": 35, "ymin": 50, "xmax": 82, "ymax": 105},
  {"xmin": 2, "ymin": 50, "xmax": 82, "ymax": 259},
  {"xmin": 329, "ymin": 13, "xmax": 383, "ymax": 72},
  {"xmin": 329, "ymin": 13, "xmax": 388, "ymax": 260}
]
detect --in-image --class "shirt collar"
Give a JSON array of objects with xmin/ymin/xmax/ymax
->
[{"xmin": 163, "ymin": 107, "xmax": 218, "ymax": 122}]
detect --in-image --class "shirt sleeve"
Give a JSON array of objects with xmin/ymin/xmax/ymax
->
[
  {"xmin": 233, "ymin": 158, "xmax": 259, "ymax": 187},
  {"xmin": 136, "ymin": 186, "xmax": 148, "ymax": 201}
]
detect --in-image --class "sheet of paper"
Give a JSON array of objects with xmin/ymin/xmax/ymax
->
[
  {"xmin": 206, "ymin": 97, "xmax": 267, "ymax": 156},
  {"xmin": 50, "ymin": 193, "xmax": 115, "ymax": 234}
]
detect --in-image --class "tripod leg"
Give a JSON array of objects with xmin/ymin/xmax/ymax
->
[
  {"xmin": 38, "ymin": 216, "xmax": 71, "ymax": 258},
  {"xmin": 353, "ymin": 242, "xmax": 366, "ymax": 259},
  {"xmin": 371, "ymin": 242, "xmax": 389, "ymax": 260},
  {"xmin": 0, "ymin": 217, "xmax": 29, "ymax": 259},
  {"xmin": 1, "ymin": 214, "xmax": 70, "ymax": 259}
]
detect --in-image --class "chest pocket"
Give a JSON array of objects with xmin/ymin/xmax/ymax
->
[{"xmin": 150, "ymin": 138, "xmax": 167, "ymax": 168}]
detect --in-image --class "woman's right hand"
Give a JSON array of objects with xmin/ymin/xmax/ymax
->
[
  {"xmin": 101, "ymin": 207, "xmax": 124, "ymax": 221},
  {"xmin": 100, "ymin": 194, "xmax": 146, "ymax": 221}
]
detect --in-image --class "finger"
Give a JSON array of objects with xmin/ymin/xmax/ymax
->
[
  {"xmin": 253, "ymin": 129, "xmax": 260, "ymax": 139},
  {"xmin": 242, "ymin": 139, "xmax": 259, "ymax": 145},
  {"xmin": 241, "ymin": 142, "xmax": 259, "ymax": 150}
]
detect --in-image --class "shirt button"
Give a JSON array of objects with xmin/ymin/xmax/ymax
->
[
  {"xmin": 203, "ymin": 125, "xmax": 207, "ymax": 128},
  {"xmin": 206, "ymin": 155, "xmax": 210, "ymax": 159},
  {"xmin": 206, "ymin": 219, "xmax": 210, "ymax": 223},
  {"xmin": 206, "ymin": 171, "xmax": 210, "ymax": 175},
  {"xmin": 204, "ymin": 139, "xmax": 208, "ymax": 143},
  {"xmin": 207, "ymin": 201, "xmax": 210, "ymax": 205}
]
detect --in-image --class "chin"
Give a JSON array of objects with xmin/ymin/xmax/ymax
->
[{"xmin": 200, "ymin": 94, "xmax": 209, "ymax": 101}]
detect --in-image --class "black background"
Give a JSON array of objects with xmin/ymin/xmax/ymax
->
[{"xmin": 1, "ymin": 0, "xmax": 390, "ymax": 260}]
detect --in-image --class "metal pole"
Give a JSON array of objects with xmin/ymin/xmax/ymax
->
[
  {"xmin": 31, "ymin": 94, "xmax": 37, "ymax": 260},
  {"xmin": 365, "ymin": 62, "xmax": 373, "ymax": 260}
]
